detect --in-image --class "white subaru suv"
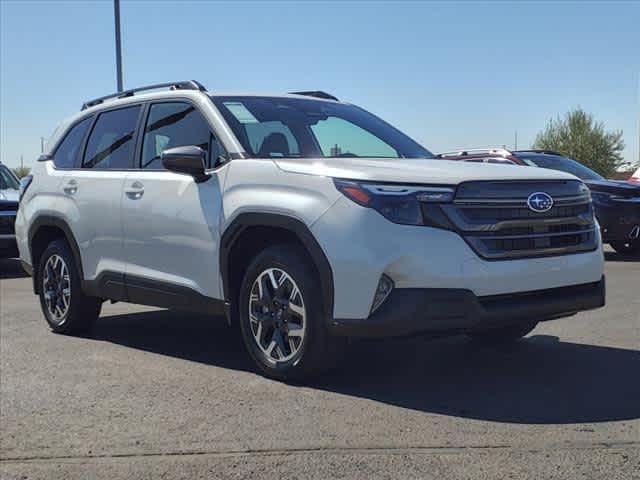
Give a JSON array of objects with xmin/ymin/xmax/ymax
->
[{"xmin": 16, "ymin": 80, "xmax": 605, "ymax": 380}]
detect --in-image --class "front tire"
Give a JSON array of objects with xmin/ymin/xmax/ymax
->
[
  {"xmin": 38, "ymin": 239, "xmax": 101, "ymax": 334},
  {"xmin": 238, "ymin": 244, "xmax": 342, "ymax": 381},
  {"xmin": 610, "ymin": 240, "xmax": 640, "ymax": 255},
  {"xmin": 467, "ymin": 321, "xmax": 538, "ymax": 344}
]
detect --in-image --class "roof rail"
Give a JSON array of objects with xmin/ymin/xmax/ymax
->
[
  {"xmin": 436, "ymin": 147, "xmax": 513, "ymax": 158},
  {"xmin": 289, "ymin": 91, "xmax": 339, "ymax": 101},
  {"xmin": 81, "ymin": 80, "xmax": 207, "ymax": 110},
  {"xmin": 514, "ymin": 149, "xmax": 563, "ymax": 156}
]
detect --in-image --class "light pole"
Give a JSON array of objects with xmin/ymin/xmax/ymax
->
[{"xmin": 114, "ymin": 0, "xmax": 123, "ymax": 92}]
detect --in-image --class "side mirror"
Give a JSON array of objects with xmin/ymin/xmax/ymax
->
[{"xmin": 161, "ymin": 146, "xmax": 210, "ymax": 182}]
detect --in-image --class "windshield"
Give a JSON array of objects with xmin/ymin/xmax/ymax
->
[
  {"xmin": 210, "ymin": 96, "xmax": 433, "ymax": 159},
  {"xmin": 0, "ymin": 165, "xmax": 20, "ymax": 190},
  {"xmin": 518, "ymin": 154, "xmax": 603, "ymax": 181}
]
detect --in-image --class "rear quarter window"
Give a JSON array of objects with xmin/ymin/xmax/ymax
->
[{"xmin": 53, "ymin": 116, "xmax": 93, "ymax": 169}]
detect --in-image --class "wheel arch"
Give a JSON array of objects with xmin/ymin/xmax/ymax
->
[
  {"xmin": 28, "ymin": 215, "xmax": 84, "ymax": 295},
  {"xmin": 220, "ymin": 212, "xmax": 334, "ymax": 325}
]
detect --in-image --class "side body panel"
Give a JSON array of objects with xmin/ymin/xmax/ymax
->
[
  {"xmin": 221, "ymin": 160, "xmax": 341, "ymax": 230},
  {"xmin": 58, "ymin": 169, "xmax": 126, "ymax": 283},
  {"xmin": 15, "ymin": 162, "xmax": 71, "ymax": 266},
  {"xmin": 122, "ymin": 167, "xmax": 228, "ymax": 299},
  {"xmin": 220, "ymin": 159, "xmax": 341, "ymax": 309}
]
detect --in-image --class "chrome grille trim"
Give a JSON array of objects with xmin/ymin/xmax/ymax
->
[
  {"xmin": 453, "ymin": 193, "xmax": 590, "ymax": 206},
  {"xmin": 442, "ymin": 180, "xmax": 597, "ymax": 260},
  {"xmin": 472, "ymin": 227, "xmax": 595, "ymax": 240}
]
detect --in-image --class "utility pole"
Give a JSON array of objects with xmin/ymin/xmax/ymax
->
[
  {"xmin": 514, "ymin": 130, "xmax": 518, "ymax": 150},
  {"xmin": 40, "ymin": 137, "xmax": 45, "ymax": 153},
  {"xmin": 114, "ymin": 0, "xmax": 123, "ymax": 92},
  {"xmin": 20, "ymin": 155, "xmax": 23, "ymax": 169}
]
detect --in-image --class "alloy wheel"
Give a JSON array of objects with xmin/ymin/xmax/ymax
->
[
  {"xmin": 42, "ymin": 254, "xmax": 71, "ymax": 324},
  {"xmin": 248, "ymin": 267, "xmax": 306, "ymax": 363}
]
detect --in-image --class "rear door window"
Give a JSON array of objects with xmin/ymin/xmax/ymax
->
[
  {"xmin": 83, "ymin": 106, "xmax": 141, "ymax": 169},
  {"xmin": 53, "ymin": 116, "xmax": 93, "ymax": 169}
]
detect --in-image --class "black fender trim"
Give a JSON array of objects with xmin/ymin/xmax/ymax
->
[
  {"xmin": 83, "ymin": 271, "xmax": 225, "ymax": 316},
  {"xmin": 20, "ymin": 260, "xmax": 33, "ymax": 277},
  {"xmin": 219, "ymin": 212, "xmax": 334, "ymax": 322},
  {"xmin": 27, "ymin": 215, "xmax": 84, "ymax": 295}
]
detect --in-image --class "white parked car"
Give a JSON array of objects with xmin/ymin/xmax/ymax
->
[{"xmin": 16, "ymin": 81, "xmax": 605, "ymax": 380}]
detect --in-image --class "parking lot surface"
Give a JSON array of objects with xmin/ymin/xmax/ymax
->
[{"xmin": 1, "ymin": 249, "xmax": 638, "ymax": 479}]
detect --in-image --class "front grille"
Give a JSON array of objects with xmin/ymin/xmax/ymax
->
[
  {"xmin": 462, "ymin": 203, "xmax": 589, "ymax": 222},
  {"xmin": 0, "ymin": 201, "xmax": 18, "ymax": 212},
  {"xmin": 439, "ymin": 180, "xmax": 598, "ymax": 260},
  {"xmin": 0, "ymin": 214, "xmax": 16, "ymax": 235}
]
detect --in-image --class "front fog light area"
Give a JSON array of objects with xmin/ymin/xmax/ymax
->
[{"xmin": 371, "ymin": 274, "xmax": 394, "ymax": 314}]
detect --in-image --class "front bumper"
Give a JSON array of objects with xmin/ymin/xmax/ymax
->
[
  {"xmin": 594, "ymin": 201, "xmax": 640, "ymax": 243},
  {"xmin": 0, "ymin": 209, "xmax": 18, "ymax": 258},
  {"xmin": 0, "ymin": 235, "xmax": 18, "ymax": 258},
  {"xmin": 330, "ymin": 277, "xmax": 605, "ymax": 338},
  {"xmin": 313, "ymin": 197, "xmax": 605, "ymax": 319}
]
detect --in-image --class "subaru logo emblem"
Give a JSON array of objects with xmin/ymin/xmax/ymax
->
[{"xmin": 527, "ymin": 192, "xmax": 554, "ymax": 213}]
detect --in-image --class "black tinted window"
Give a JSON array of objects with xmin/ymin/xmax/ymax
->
[
  {"xmin": 83, "ymin": 106, "xmax": 140, "ymax": 169},
  {"xmin": 54, "ymin": 116, "xmax": 93, "ymax": 168},
  {"xmin": 141, "ymin": 102, "xmax": 218, "ymax": 169}
]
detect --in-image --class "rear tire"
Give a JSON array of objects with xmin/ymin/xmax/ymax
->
[
  {"xmin": 610, "ymin": 240, "xmax": 640, "ymax": 255},
  {"xmin": 238, "ymin": 244, "xmax": 343, "ymax": 381},
  {"xmin": 467, "ymin": 321, "xmax": 538, "ymax": 344},
  {"xmin": 38, "ymin": 239, "xmax": 101, "ymax": 335}
]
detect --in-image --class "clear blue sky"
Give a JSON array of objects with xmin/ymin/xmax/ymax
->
[{"xmin": 1, "ymin": 0, "xmax": 638, "ymax": 168}]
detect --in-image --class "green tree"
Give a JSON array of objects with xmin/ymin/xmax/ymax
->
[
  {"xmin": 532, "ymin": 107, "xmax": 625, "ymax": 177},
  {"xmin": 11, "ymin": 166, "xmax": 31, "ymax": 179}
]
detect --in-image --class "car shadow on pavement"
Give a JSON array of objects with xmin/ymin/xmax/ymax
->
[
  {"xmin": 92, "ymin": 310, "xmax": 254, "ymax": 373},
  {"xmin": 0, "ymin": 258, "xmax": 28, "ymax": 279},
  {"xmin": 94, "ymin": 310, "xmax": 640, "ymax": 425},
  {"xmin": 604, "ymin": 251, "xmax": 640, "ymax": 262},
  {"xmin": 316, "ymin": 334, "xmax": 640, "ymax": 424}
]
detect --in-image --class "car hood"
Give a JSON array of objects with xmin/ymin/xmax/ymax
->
[
  {"xmin": 584, "ymin": 179, "xmax": 640, "ymax": 197},
  {"xmin": 274, "ymin": 158, "xmax": 578, "ymax": 185},
  {"xmin": 0, "ymin": 188, "xmax": 19, "ymax": 202}
]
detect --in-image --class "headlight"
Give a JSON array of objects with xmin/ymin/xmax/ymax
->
[{"xmin": 333, "ymin": 179, "xmax": 455, "ymax": 225}]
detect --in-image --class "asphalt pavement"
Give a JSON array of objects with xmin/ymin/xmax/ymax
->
[{"xmin": 1, "ymin": 248, "xmax": 638, "ymax": 479}]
